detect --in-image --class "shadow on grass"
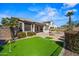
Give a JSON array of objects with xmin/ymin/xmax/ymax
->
[
  {"xmin": 0, "ymin": 40, "xmax": 8, "ymax": 52},
  {"xmin": 0, "ymin": 46, "xmax": 3, "ymax": 52},
  {"xmin": 55, "ymin": 38, "xmax": 72, "ymax": 53},
  {"xmin": 50, "ymin": 41, "xmax": 64, "ymax": 56},
  {"xmin": 55, "ymin": 41, "xmax": 64, "ymax": 48}
]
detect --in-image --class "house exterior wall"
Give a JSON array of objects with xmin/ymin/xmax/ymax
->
[
  {"xmin": 43, "ymin": 21, "xmax": 57, "ymax": 33},
  {"xmin": 43, "ymin": 25, "xmax": 49, "ymax": 33},
  {"xmin": 43, "ymin": 22, "xmax": 51, "ymax": 33}
]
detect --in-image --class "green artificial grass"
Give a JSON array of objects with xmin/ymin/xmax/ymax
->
[
  {"xmin": 0, "ymin": 37, "xmax": 62, "ymax": 56},
  {"xmin": 45, "ymin": 36, "xmax": 53, "ymax": 40}
]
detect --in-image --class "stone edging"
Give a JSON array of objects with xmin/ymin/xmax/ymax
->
[
  {"xmin": 59, "ymin": 41, "xmax": 65, "ymax": 56},
  {"xmin": 59, "ymin": 48, "xmax": 65, "ymax": 56}
]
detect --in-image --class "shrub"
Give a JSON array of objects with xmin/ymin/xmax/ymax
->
[
  {"xmin": 27, "ymin": 32, "xmax": 36, "ymax": 36},
  {"xmin": 17, "ymin": 32, "xmax": 26, "ymax": 38}
]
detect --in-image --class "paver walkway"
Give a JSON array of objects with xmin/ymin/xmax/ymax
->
[
  {"xmin": 36, "ymin": 32, "xmax": 49, "ymax": 38},
  {"xmin": 49, "ymin": 31, "xmax": 64, "ymax": 41},
  {"xmin": 36, "ymin": 31, "xmax": 64, "ymax": 41}
]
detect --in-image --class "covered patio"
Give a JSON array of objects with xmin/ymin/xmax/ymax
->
[{"xmin": 18, "ymin": 20, "xmax": 44, "ymax": 33}]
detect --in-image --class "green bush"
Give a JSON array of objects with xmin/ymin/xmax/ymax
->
[
  {"xmin": 27, "ymin": 32, "xmax": 36, "ymax": 36},
  {"xmin": 17, "ymin": 32, "xmax": 26, "ymax": 38}
]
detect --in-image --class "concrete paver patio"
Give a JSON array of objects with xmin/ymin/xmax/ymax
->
[
  {"xmin": 36, "ymin": 32, "xmax": 49, "ymax": 38},
  {"xmin": 36, "ymin": 31, "xmax": 64, "ymax": 42}
]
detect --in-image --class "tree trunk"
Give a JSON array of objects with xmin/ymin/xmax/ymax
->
[
  {"xmin": 68, "ymin": 16, "xmax": 72, "ymax": 30},
  {"xmin": 10, "ymin": 27, "xmax": 15, "ymax": 40}
]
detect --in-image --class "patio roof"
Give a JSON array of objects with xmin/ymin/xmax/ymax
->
[
  {"xmin": 18, "ymin": 19, "xmax": 45, "ymax": 26},
  {"xmin": 18, "ymin": 18, "xmax": 33, "ymax": 23},
  {"xmin": 43, "ymin": 21, "xmax": 51, "ymax": 23}
]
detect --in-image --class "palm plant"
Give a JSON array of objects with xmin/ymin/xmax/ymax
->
[
  {"xmin": 1, "ymin": 17, "xmax": 19, "ymax": 39},
  {"xmin": 66, "ymin": 10, "xmax": 74, "ymax": 31},
  {"xmin": 1, "ymin": 17, "xmax": 19, "ymax": 52}
]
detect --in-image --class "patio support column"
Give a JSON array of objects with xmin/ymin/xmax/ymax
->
[
  {"xmin": 38, "ymin": 26, "xmax": 40, "ymax": 32},
  {"xmin": 31, "ymin": 24, "xmax": 33, "ymax": 32},
  {"xmin": 22, "ymin": 22, "xmax": 25, "ymax": 32},
  {"xmin": 43, "ymin": 26, "xmax": 45, "ymax": 32},
  {"xmin": 32, "ymin": 24, "xmax": 35, "ymax": 32}
]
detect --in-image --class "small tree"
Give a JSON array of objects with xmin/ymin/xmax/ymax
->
[
  {"xmin": 1, "ymin": 17, "xmax": 19, "ymax": 52},
  {"xmin": 1, "ymin": 17, "xmax": 19, "ymax": 39},
  {"xmin": 66, "ymin": 10, "xmax": 74, "ymax": 31}
]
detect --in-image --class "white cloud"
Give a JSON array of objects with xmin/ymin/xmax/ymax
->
[
  {"xmin": 0, "ymin": 14, "xmax": 10, "ymax": 18},
  {"xmin": 72, "ymin": 9, "xmax": 77, "ymax": 12},
  {"xmin": 34, "ymin": 6, "xmax": 68, "ymax": 27},
  {"xmin": 35, "ymin": 6, "xmax": 58, "ymax": 22},
  {"xmin": 62, "ymin": 3, "xmax": 78, "ymax": 8},
  {"xmin": 28, "ymin": 4, "xmax": 40, "ymax": 12},
  {"xmin": 45, "ymin": 7, "xmax": 58, "ymax": 17},
  {"xmin": 28, "ymin": 7, "xmax": 39, "ymax": 12},
  {"xmin": 37, "ymin": 11, "xmax": 45, "ymax": 16},
  {"xmin": 0, "ymin": 10, "xmax": 11, "ymax": 19}
]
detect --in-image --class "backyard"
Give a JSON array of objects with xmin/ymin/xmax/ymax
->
[
  {"xmin": 0, "ymin": 3, "xmax": 79, "ymax": 56},
  {"xmin": 0, "ymin": 37, "xmax": 63, "ymax": 56}
]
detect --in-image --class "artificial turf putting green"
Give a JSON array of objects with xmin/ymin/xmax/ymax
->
[{"xmin": 0, "ymin": 37, "xmax": 62, "ymax": 56}]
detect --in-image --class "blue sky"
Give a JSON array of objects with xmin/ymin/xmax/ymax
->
[{"xmin": 0, "ymin": 3, "xmax": 79, "ymax": 27}]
